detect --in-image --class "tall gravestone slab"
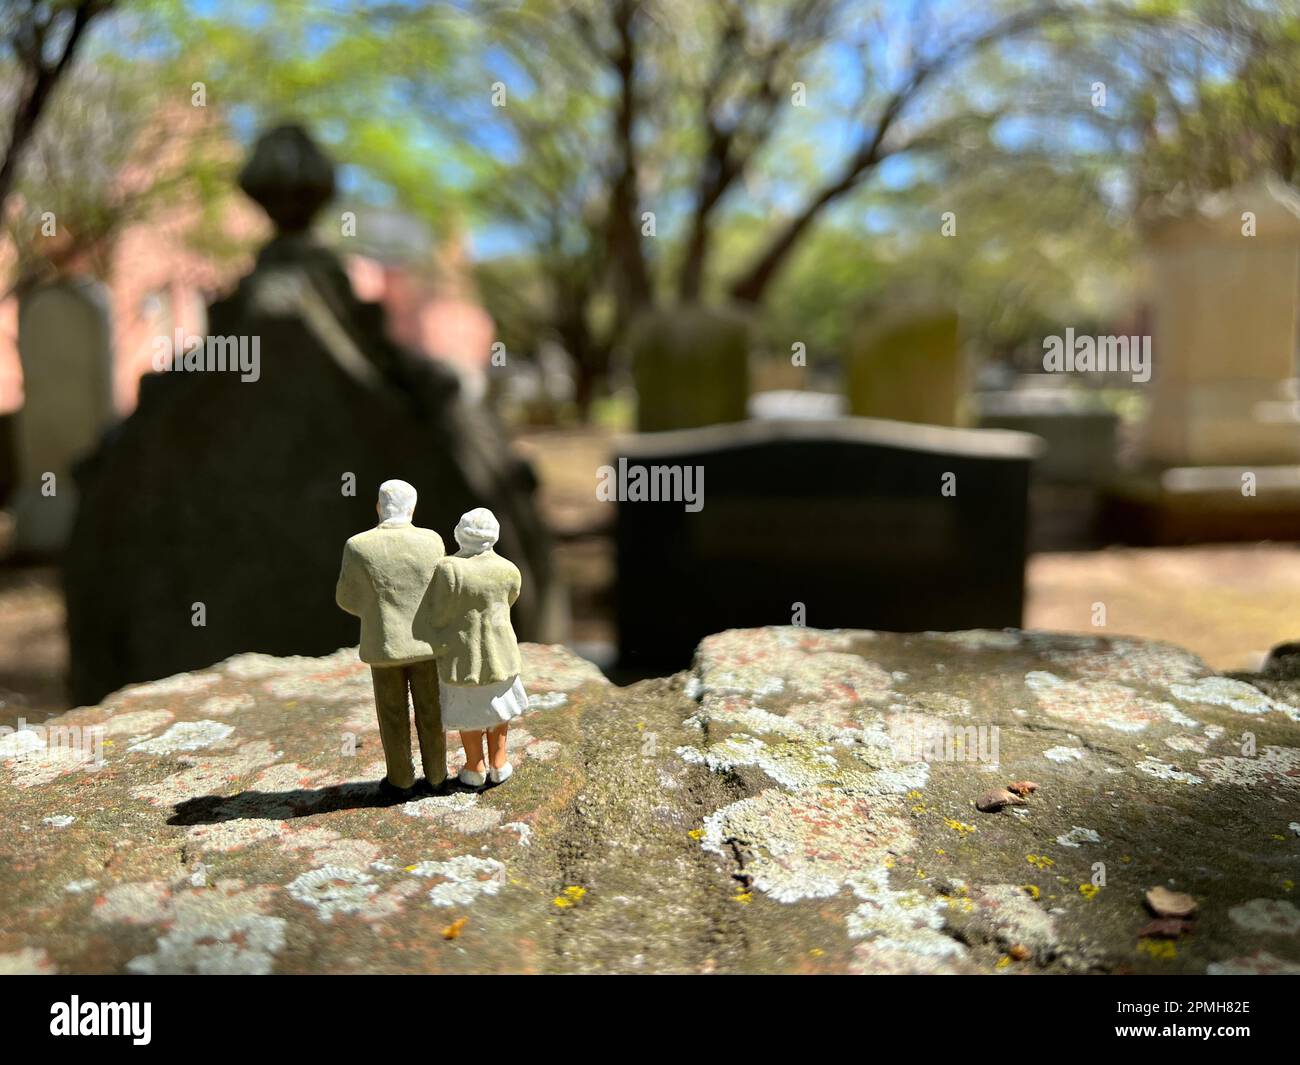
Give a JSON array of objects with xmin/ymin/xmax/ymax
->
[
  {"xmin": 613, "ymin": 417, "xmax": 1041, "ymax": 670},
  {"xmin": 1144, "ymin": 175, "xmax": 1294, "ymax": 465},
  {"xmin": 845, "ymin": 302, "xmax": 965, "ymax": 426},
  {"xmin": 11, "ymin": 278, "xmax": 115, "ymax": 554},
  {"xmin": 1102, "ymin": 176, "xmax": 1300, "ymax": 543},
  {"xmin": 1141, "ymin": 176, "xmax": 1300, "ymax": 468},
  {"xmin": 629, "ymin": 304, "xmax": 750, "ymax": 432},
  {"xmin": 64, "ymin": 126, "xmax": 558, "ymax": 705}
]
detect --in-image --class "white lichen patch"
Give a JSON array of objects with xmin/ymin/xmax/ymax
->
[
  {"xmin": 1169, "ymin": 677, "xmax": 1300, "ymax": 722},
  {"xmin": 0, "ymin": 729, "xmax": 47, "ymax": 759},
  {"xmin": 1226, "ymin": 898, "xmax": 1300, "ymax": 936},
  {"xmin": 698, "ymin": 789, "xmax": 913, "ymax": 904},
  {"xmin": 1044, "ymin": 746, "xmax": 1085, "ymax": 763},
  {"xmin": 197, "ymin": 693, "xmax": 257, "ymax": 716},
  {"xmin": 1056, "ymin": 826, "xmax": 1101, "ymax": 848},
  {"xmin": 402, "ymin": 792, "xmax": 502, "ymax": 833},
  {"xmin": 98, "ymin": 709, "xmax": 175, "ymax": 738},
  {"xmin": 693, "ymin": 628, "xmax": 894, "ymax": 719},
  {"xmin": 93, "ymin": 881, "xmax": 174, "ymax": 924},
  {"xmin": 968, "ymin": 883, "xmax": 1060, "ymax": 955},
  {"xmin": 287, "ymin": 865, "xmax": 378, "ymax": 921},
  {"xmin": 186, "ymin": 818, "xmax": 285, "ymax": 854},
  {"xmin": 1165, "ymin": 734, "xmax": 1209, "ymax": 754},
  {"xmin": 844, "ymin": 866, "xmax": 969, "ymax": 975},
  {"xmin": 1134, "ymin": 757, "xmax": 1203, "ymax": 785},
  {"xmin": 0, "ymin": 947, "xmax": 57, "ymax": 974},
  {"xmin": 1025, "ymin": 672, "xmax": 1190, "ymax": 734},
  {"xmin": 503, "ymin": 821, "xmax": 533, "ymax": 846},
  {"xmin": 1198, "ymin": 746, "xmax": 1300, "ymax": 790},
  {"xmin": 1039, "ymin": 638, "xmax": 1206, "ymax": 688},
  {"xmin": 42, "ymin": 815, "xmax": 75, "ymax": 828},
  {"xmin": 1207, "ymin": 951, "xmax": 1300, "ymax": 976},
  {"xmin": 128, "ymin": 720, "xmax": 234, "ymax": 755},
  {"xmin": 527, "ymin": 691, "xmax": 568, "ymax": 712},
  {"xmin": 0, "ymin": 725, "xmax": 102, "ymax": 788},
  {"xmin": 126, "ymin": 883, "xmax": 285, "ymax": 975},
  {"xmin": 407, "ymin": 856, "xmax": 507, "ymax": 907}
]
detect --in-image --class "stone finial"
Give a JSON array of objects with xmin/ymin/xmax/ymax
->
[{"xmin": 238, "ymin": 124, "xmax": 336, "ymax": 232}]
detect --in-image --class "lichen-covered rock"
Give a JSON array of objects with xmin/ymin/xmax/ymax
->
[{"xmin": 2, "ymin": 628, "xmax": 1297, "ymax": 974}]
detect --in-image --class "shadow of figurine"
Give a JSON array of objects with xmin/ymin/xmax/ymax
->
[
  {"xmin": 65, "ymin": 124, "xmax": 558, "ymax": 706},
  {"xmin": 166, "ymin": 774, "xmax": 488, "ymax": 827}
]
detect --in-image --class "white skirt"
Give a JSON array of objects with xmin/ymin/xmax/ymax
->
[{"xmin": 439, "ymin": 675, "xmax": 529, "ymax": 731}]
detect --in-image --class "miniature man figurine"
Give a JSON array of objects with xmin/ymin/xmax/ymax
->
[
  {"xmin": 336, "ymin": 480, "xmax": 447, "ymax": 796},
  {"xmin": 420, "ymin": 508, "xmax": 528, "ymax": 787}
]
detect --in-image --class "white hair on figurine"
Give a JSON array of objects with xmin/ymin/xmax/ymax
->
[
  {"xmin": 376, "ymin": 479, "xmax": 417, "ymax": 525},
  {"xmin": 454, "ymin": 507, "xmax": 500, "ymax": 554}
]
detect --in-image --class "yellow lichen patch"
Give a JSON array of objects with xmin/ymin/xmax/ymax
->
[
  {"xmin": 1021, "ymin": 884, "xmax": 1040, "ymax": 900},
  {"xmin": 1120, "ymin": 855, "xmax": 1132, "ymax": 864},
  {"xmin": 1026, "ymin": 854, "xmax": 1054, "ymax": 870},
  {"xmin": 732, "ymin": 890, "xmax": 753, "ymax": 905},
  {"xmin": 1282, "ymin": 879, "xmax": 1295, "ymax": 892},
  {"xmin": 809, "ymin": 948, "xmax": 824, "ymax": 958},
  {"xmin": 944, "ymin": 897, "xmax": 974, "ymax": 914},
  {"xmin": 944, "ymin": 819, "xmax": 976, "ymax": 835},
  {"xmin": 911, "ymin": 804, "xmax": 927, "ymax": 814},
  {"xmin": 687, "ymin": 829, "xmax": 704, "ymax": 840},
  {"xmin": 1078, "ymin": 883, "xmax": 1100, "ymax": 900},
  {"xmin": 1137, "ymin": 939, "xmax": 1177, "ymax": 961},
  {"xmin": 552, "ymin": 885, "xmax": 587, "ymax": 908},
  {"xmin": 935, "ymin": 849, "xmax": 946, "ymax": 856},
  {"xmin": 441, "ymin": 917, "xmax": 467, "ymax": 940},
  {"xmin": 404, "ymin": 865, "xmax": 419, "ymax": 873},
  {"xmin": 907, "ymin": 790, "xmax": 923, "ymax": 801},
  {"xmin": 995, "ymin": 955, "xmax": 1012, "ymax": 969},
  {"xmin": 883, "ymin": 856, "xmax": 896, "ymax": 869}
]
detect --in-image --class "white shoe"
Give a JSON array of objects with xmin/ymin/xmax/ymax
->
[
  {"xmin": 458, "ymin": 767, "xmax": 486, "ymax": 787},
  {"xmin": 489, "ymin": 763, "xmax": 513, "ymax": 784}
]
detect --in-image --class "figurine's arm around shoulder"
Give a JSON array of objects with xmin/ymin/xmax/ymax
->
[
  {"xmin": 422, "ymin": 527, "xmax": 447, "ymax": 560},
  {"xmin": 335, "ymin": 536, "xmax": 369, "ymax": 615}
]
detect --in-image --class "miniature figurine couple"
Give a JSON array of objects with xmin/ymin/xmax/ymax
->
[{"xmin": 336, "ymin": 480, "xmax": 528, "ymax": 797}]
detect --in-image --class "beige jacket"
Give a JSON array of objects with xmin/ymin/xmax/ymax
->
[
  {"xmin": 336, "ymin": 523, "xmax": 446, "ymax": 664},
  {"xmin": 419, "ymin": 549, "xmax": 522, "ymax": 686}
]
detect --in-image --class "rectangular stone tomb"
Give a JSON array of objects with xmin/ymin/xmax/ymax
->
[{"xmin": 612, "ymin": 418, "xmax": 1042, "ymax": 670}]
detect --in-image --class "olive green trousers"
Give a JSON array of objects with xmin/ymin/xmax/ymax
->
[{"xmin": 370, "ymin": 660, "xmax": 446, "ymax": 789}]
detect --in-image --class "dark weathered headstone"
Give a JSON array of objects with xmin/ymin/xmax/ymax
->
[
  {"xmin": 628, "ymin": 304, "xmax": 750, "ymax": 432},
  {"xmin": 64, "ymin": 126, "xmax": 557, "ymax": 705},
  {"xmin": 845, "ymin": 300, "xmax": 965, "ymax": 426},
  {"xmin": 613, "ymin": 417, "xmax": 1040, "ymax": 670}
]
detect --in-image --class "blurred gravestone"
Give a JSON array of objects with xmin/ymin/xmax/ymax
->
[
  {"xmin": 1104, "ymin": 176, "xmax": 1300, "ymax": 542},
  {"xmin": 65, "ymin": 125, "xmax": 558, "ymax": 705},
  {"xmin": 845, "ymin": 301, "xmax": 965, "ymax": 426},
  {"xmin": 630, "ymin": 304, "xmax": 749, "ymax": 431},
  {"xmin": 613, "ymin": 417, "xmax": 1041, "ymax": 670},
  {"xmin": 1141, "ymin": 175, "xmax": 1300, "ymax": 467},
  {"xmin": 12, "ymin": 278, "xmax": 115, "ymax": 555}
]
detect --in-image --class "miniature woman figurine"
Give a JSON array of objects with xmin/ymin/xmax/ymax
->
[{"xmin": 422, "ymin": 508, "xmax": 528, "ymax": 787}]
